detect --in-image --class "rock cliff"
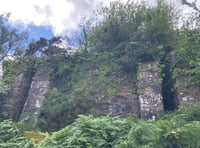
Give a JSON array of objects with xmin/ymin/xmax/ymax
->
[
  {"xmin": 8, "ymin": 69, "xmax": 34, "ymax": 121},
  {"xmin": 6, "ymin": 55, "xmax": 200, "ymax": 125},
  {"xmin": 20, "ymin": 66, "xmax": 50, "ymax": 124}
]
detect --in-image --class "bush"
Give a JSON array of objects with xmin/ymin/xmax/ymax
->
[
  {"xmin": 39, "ymin": 115, "xmax": 133, "ymax": 148},
  {"xmin": 39, "ymin": 105, "xmax": 200, "ymax": 148},
  {"xmin": 0, "ymin": 121, "xmax": 34, "ymax": 148}
]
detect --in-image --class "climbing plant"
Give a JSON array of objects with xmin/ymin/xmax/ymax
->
[{"xmin": 0, "ymin": 79, "xmax": 8, "ymax": 120}]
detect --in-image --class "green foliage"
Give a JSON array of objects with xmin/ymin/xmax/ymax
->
[
  {"xmin": 2, "ymin": 57, "xmax": 35, "ymax": 85},
  {"xmin": 0, "ymin": 79, "xmax": 7, "ymax": 95},
  {"xmin": 0, "ymin": 79, "xmax": 8, "ymax": 120},
  {"xmin": 37, "ymin": 0, "xmax": 179, "ymax": 129},
  {"xmin": 24, "ymin": 131, "xmax": 46, "ymax": 144},
  {"xmin": 39, "ymin": 115, "xmax": 133, "ymax": 148},
  {"xmin": 0, "ymin": 120, "xmax": 34, "ymax": 148},
  {"xmin": 38, "ymin": 88, "xmax": 67, "ymax": 131},
  {"xmin": 157, "ymin": 121, "xmax": 200, "ymax": 148},
  {"xmin": 178, "ymin": 105, "xmax": 200, "ymax": 122},
  {"xmin": 0, "ymin": 13, "xmax": 27, "ymax": 61},
  {"xmin": 174, "ymin": 23, "xmax": 200, "ymax": 86},
  {"xmin": 2, "ymin": 60, "xmax": 19, "ymax": 84},
  {"xmin": 1, "ymin": 105, "xmax": 200, "ymax": 147},
  {"xmin": 25, "ymin": 37, "xmax": 62, "ymax": 57},
  {"xmin": 144, "ymin": 0, "xmax": 177, "ymax": 47},
  {"xmin": 87, "ymin": 1, "xmax": 148, "ymax": 50},
  {"xmin": 85, "ymin": 0, "xmax": 177, "ymax": 62},
  {"xmin": 38, "ymin": 105, "xmax": 200, "ymax": 148},
  {"xmin": 1, "ymin": 57, "xmax": 35, "ymax": 122},
  {"xmin": 2, "ymin": 3, "xmax": 200, "ymax": 147},
  {"xmin": 38, "ymin": 51, "xmax": 133, "ymax": 131}
]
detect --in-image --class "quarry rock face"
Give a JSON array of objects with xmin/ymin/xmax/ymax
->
[
  {"xmin": 91, "ymin": 86, "xmax": 140, "ymax": 117},
  {"xmin": 20, "ymin": 66, "xmax": 50, "ymax": 124},
  {"xmin": 138, "ymin": 62, "xmax": 164, "ymax": 119},
  {"xmin": 9, "ymin": 61, "xmax": 164, "ymax": 123},
  {"xmin": 9, "ymin": 57, "xmax": 200, "ymax": 124},
  {"xmin": 176, "ymin": 76, "xmax": 200, "ymax": 106},
  {"xmin": 9, "ymin": 70, "xmax": 34, "ymax": 121},
  {"xmin": 94, "ymin": 62, "xmax": 164, "ymax": 119},
  {"xmin": 107, "ymin": 88, "xmax": 139, "ymax": 117}
]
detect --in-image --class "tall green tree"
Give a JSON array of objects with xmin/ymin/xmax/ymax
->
[
  {"xmin": 25, "ymin": 37, "xmax": 62, "ymax": 57},
  {"xmin": 174, "ymin": 1, "xmax": 200, "ymax": 86},
  {"xmin": 83, "ymin": 0, "xmax": 178, "ymax": 62},
  {"xmin": 0, "ymin": 13, "xmax": 27, "ymax": 61},
  {"xmin": 86, "ymin": 1, "xmax": 148, "ymax": 51}
]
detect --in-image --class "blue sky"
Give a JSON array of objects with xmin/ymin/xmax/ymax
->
[
  {"xmin": 0, "ymin": 0, "xmax": 110, "ymax": 39},
  {"xmin": 27, "ymin": 25, "xmax": 54, "ymax": 40},
  {"xmin": 0, "ymin": 0, "xmax": 196, "ymax": 42}
]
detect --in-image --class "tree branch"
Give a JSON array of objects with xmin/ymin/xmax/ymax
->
[{"xmin": 181, "ymin": 0, "xmax": 200, "ymax": 13}]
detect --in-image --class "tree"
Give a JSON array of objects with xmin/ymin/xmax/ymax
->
[
  {"xmin": 25, "ymin": 37, "xmax": 63, "ymax": 57},
  {"xmin": 175, "ymin": 28, "xmax": 200, "ymax": 86},
  {"xmin": 86, "ymin": 1, "xmax": 148, "ymax": 51},
  {"xmin": 173, "ymin": 1, "xmax": 200, "ymax": 86},
  {"xmin": 145, "ymin": 0, "xmax": 177, "ymax": 47},
  {"xmin": 0, "ymin": 13, "xmax": 27, "ymax": 61},
  {"xmin": 181, "ymin": 0, "xmax": 200, "ymax": 13},
  {"xmin": 84, "ymin": 0, "xmax": 177, "ymax": 62}
]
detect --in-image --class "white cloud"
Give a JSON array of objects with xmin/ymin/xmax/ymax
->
[
  {"xmin": 0, "ymin": 0, "xmax": 105, "ymax": 35},
  {"xmin": 0, "ymin": 0, "xmax": 76, "ymax": 34},
  {"xmin": 0, "ymin": 0, "xmax": 134, "ymax": 35},
  {"xmin": 0, "ymin": 0, "xmax": 198, "ymax": 36}
]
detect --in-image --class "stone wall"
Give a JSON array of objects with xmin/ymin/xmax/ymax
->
[
  {"xmin": 138, "ymin": 62, "xmax": 164, "ymax": 119},
  {"xmin": 105, "ymin": 87, "xmax": 139, "ymax": 117},
  {"xmin": 90, "ymin": 62, "xmax": 165, "ymax": 119},
  {"xmin": 176, "ymin": 76, "xmax": 200, "ymax": 106},
  {"xmin": 20, "ymin": 66, "xmax": 50, "ymax": 124},
  {"xmin": 90, "ymin": 80, "xmax": 140, "ymax": 117},
  {"xmin": 8, "ymin": 59, "xmax": 176, "ymax": 123}
]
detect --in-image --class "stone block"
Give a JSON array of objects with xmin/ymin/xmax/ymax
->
[
  {"xmin": 176, "ymin": 76, "xmax": 200, "ymax": 106},
  {"xmin": 138, "ymin": 62, "xmax": 164, "ymax": 119}
]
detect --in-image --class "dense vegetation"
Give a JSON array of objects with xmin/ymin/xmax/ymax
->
[
  {"xmin": 35, "ymin": 0, "xmax": 200, "ymax": 130},
  {"xmin": 39, "ymin": 105, "xmax": 200, "ymax": 148},
  {"xmin": 37, "ymin": 0, "xmax": 178, "ymax": 130},
  {"xmin": 1, "ymin": 105, "xmax": 200, "ymax": 147},
  {"xmin": 1, "ymin": 0, "xmax": 200, "ymax": 147}
]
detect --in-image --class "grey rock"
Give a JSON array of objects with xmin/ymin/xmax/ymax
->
[
  {"xmin": 8, "ymin": 70, "xmax": 34, "ymax": 121},
  {"xmin": 20, "ymin": 66, "xmax": 50, "ymax": 124},
  {"xmin": 138, "ymin": 62, "xmax": 164, "ymax": 119},
  {"xmin": 176, "ymin": 76, "xmax": 200, "ymax": 106}
]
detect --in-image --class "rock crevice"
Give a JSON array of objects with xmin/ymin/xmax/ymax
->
[
  {"xmin": 20, "ymin": 66, "xmax": 50, "ymax": 124},
  {"xmin": 8, "ymin": 69, "xmax": 34, "ymax": 121}
]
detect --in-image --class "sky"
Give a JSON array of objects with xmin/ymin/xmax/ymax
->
[
  {"xmin": 0, "ymin": 0, "xmax": 198, "ymax": 41},
  {"xmin": 0, "ymin": 0, "xmax": 120, "ymax": 40}
]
